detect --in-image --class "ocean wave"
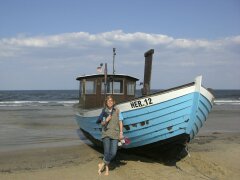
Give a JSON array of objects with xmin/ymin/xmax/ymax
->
[
  {"xmin": 0, "ymin": 99, "xmax": 239, "ymax": 107},
  {"xmin": 0, "ymin": 100, "xmax": 79, "ymax": 107},
  {"xmin": 214, "ymin": 99, "xmax": 240, "ymax": 105}
]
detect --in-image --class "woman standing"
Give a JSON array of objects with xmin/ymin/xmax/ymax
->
[{"xmin": 98, "ymin": 95, "xmax": 124, "ymax": 176}]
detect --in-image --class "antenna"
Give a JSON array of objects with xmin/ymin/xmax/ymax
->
[{"xmin": 113, "ymin": 48, "xmax": 116, "ymax": 74}]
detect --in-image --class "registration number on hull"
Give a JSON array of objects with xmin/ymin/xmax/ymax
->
[{"xmin": 130, "ymin": 98, "xmax": 153, "ymax": 108}]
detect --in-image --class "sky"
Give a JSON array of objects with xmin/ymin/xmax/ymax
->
[{"xmin": 0, "ymin": 0, "xmax": 240, "ymax": 90}]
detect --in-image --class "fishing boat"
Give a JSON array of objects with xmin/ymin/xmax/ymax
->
[{"xmin": 75, "ymin": 49, "xmax": 214, "ymax": 157}]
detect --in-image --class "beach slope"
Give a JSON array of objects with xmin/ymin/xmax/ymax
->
[{"xmin": 0, "ymin": 132, "xmax": 239, "ymax": 180}]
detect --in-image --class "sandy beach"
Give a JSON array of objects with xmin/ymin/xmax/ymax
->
[{"xmin": 0, "ymin": 105, "xmax": 239, "ymax": 180}]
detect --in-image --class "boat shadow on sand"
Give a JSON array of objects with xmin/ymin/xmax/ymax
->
[
  {"xmin": 93, "ymin": 143, "xmax": 188, "ymax": 171},
  {"xmin": 77, "ymin": 129, "xmax": 188, "ymax": 169}
]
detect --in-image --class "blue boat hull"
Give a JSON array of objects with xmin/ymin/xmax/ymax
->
[{"xmin": 75, "ymin": 76, "xmax": 214, "ymax": 150}]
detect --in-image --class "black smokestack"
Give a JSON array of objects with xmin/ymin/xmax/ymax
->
[{"xmin": 142, "ymin": 49, "xmax": 154, "ymax": 96}]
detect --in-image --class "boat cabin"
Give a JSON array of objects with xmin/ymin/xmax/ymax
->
[{"xmin": 76, "ymin": 74, "xmax": 139, "ymax": 109}]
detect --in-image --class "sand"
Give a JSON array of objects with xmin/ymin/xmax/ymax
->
[
  {"xmin": 0, "ymin": 132, "xmax": 239, "ymax": 180},
  {"xmin": 0, "ymin": 105, "xmax": 240, "ymax": 180}
]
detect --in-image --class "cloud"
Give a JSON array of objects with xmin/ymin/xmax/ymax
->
[
  {"xmin": 0, "ymin": 30, "xmax": 239, "ymax": 89},
  {"xmin": 0, "ymin": 30, "xmax": 239, "ymax": 56}
]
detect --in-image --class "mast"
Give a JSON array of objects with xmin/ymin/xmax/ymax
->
[
  {"xmin": 104, "ymin": 63, "xmax": 108, "ymax": 99},
  {"xmin": 113, "ymin": 48, "xmax": 116, "ymax": 75},
  {"xmin": 112, "ymin": 48, "xmax": 116, "ymax": 94}
]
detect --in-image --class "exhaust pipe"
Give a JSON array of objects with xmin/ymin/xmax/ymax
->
[{"xmin": 142, "ymin": 49, "xmax": 154, "ymax": 96}]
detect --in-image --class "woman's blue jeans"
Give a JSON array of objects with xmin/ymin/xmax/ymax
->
[{"xmin": 102, "ymin": 137, "xmax": 118, "ymax": 165}]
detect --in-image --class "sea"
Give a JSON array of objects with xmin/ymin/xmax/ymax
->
[
  {"xmin": 1, "ymin": 89, "xmax": 239, "ymax": 107},
  {"xmin": 0, "ymin": 89, "xmax": 239, "ymax": 152}
]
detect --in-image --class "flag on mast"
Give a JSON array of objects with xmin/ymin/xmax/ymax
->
[
  {"xmin": 97, "ymin": 66, "xmax": 102, "ymax": 73},
  {"xmin": 97, "ymin": 63, "xmax": 103, "ymax": 74}
]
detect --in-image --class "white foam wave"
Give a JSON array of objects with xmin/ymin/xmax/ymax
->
[
  {"xmin": 0, "ymin": 100, "xmax": 79, "ymax": 107},
  {"xmin": 0, "ymin": 99, "xmax": 239, "ymax": 107},
  {"xmin": 214, "ymin": 99, "xmax": 240, "ymax": 105}
]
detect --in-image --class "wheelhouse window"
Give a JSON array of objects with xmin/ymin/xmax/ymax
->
[
  {"xmin": 85, "ymin": 80, "xmax": 96, "ymax": 94},
  {"xmin": 79, "ymin": 81, "xmax": 83, "ymax": 96},
  {"xmin": 127, "ymin": 82, "xmax": 135, "ymax": 95},
  {"xmin": 101, "ymin": 79, "xmax": 124, "ymax": 94}
]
